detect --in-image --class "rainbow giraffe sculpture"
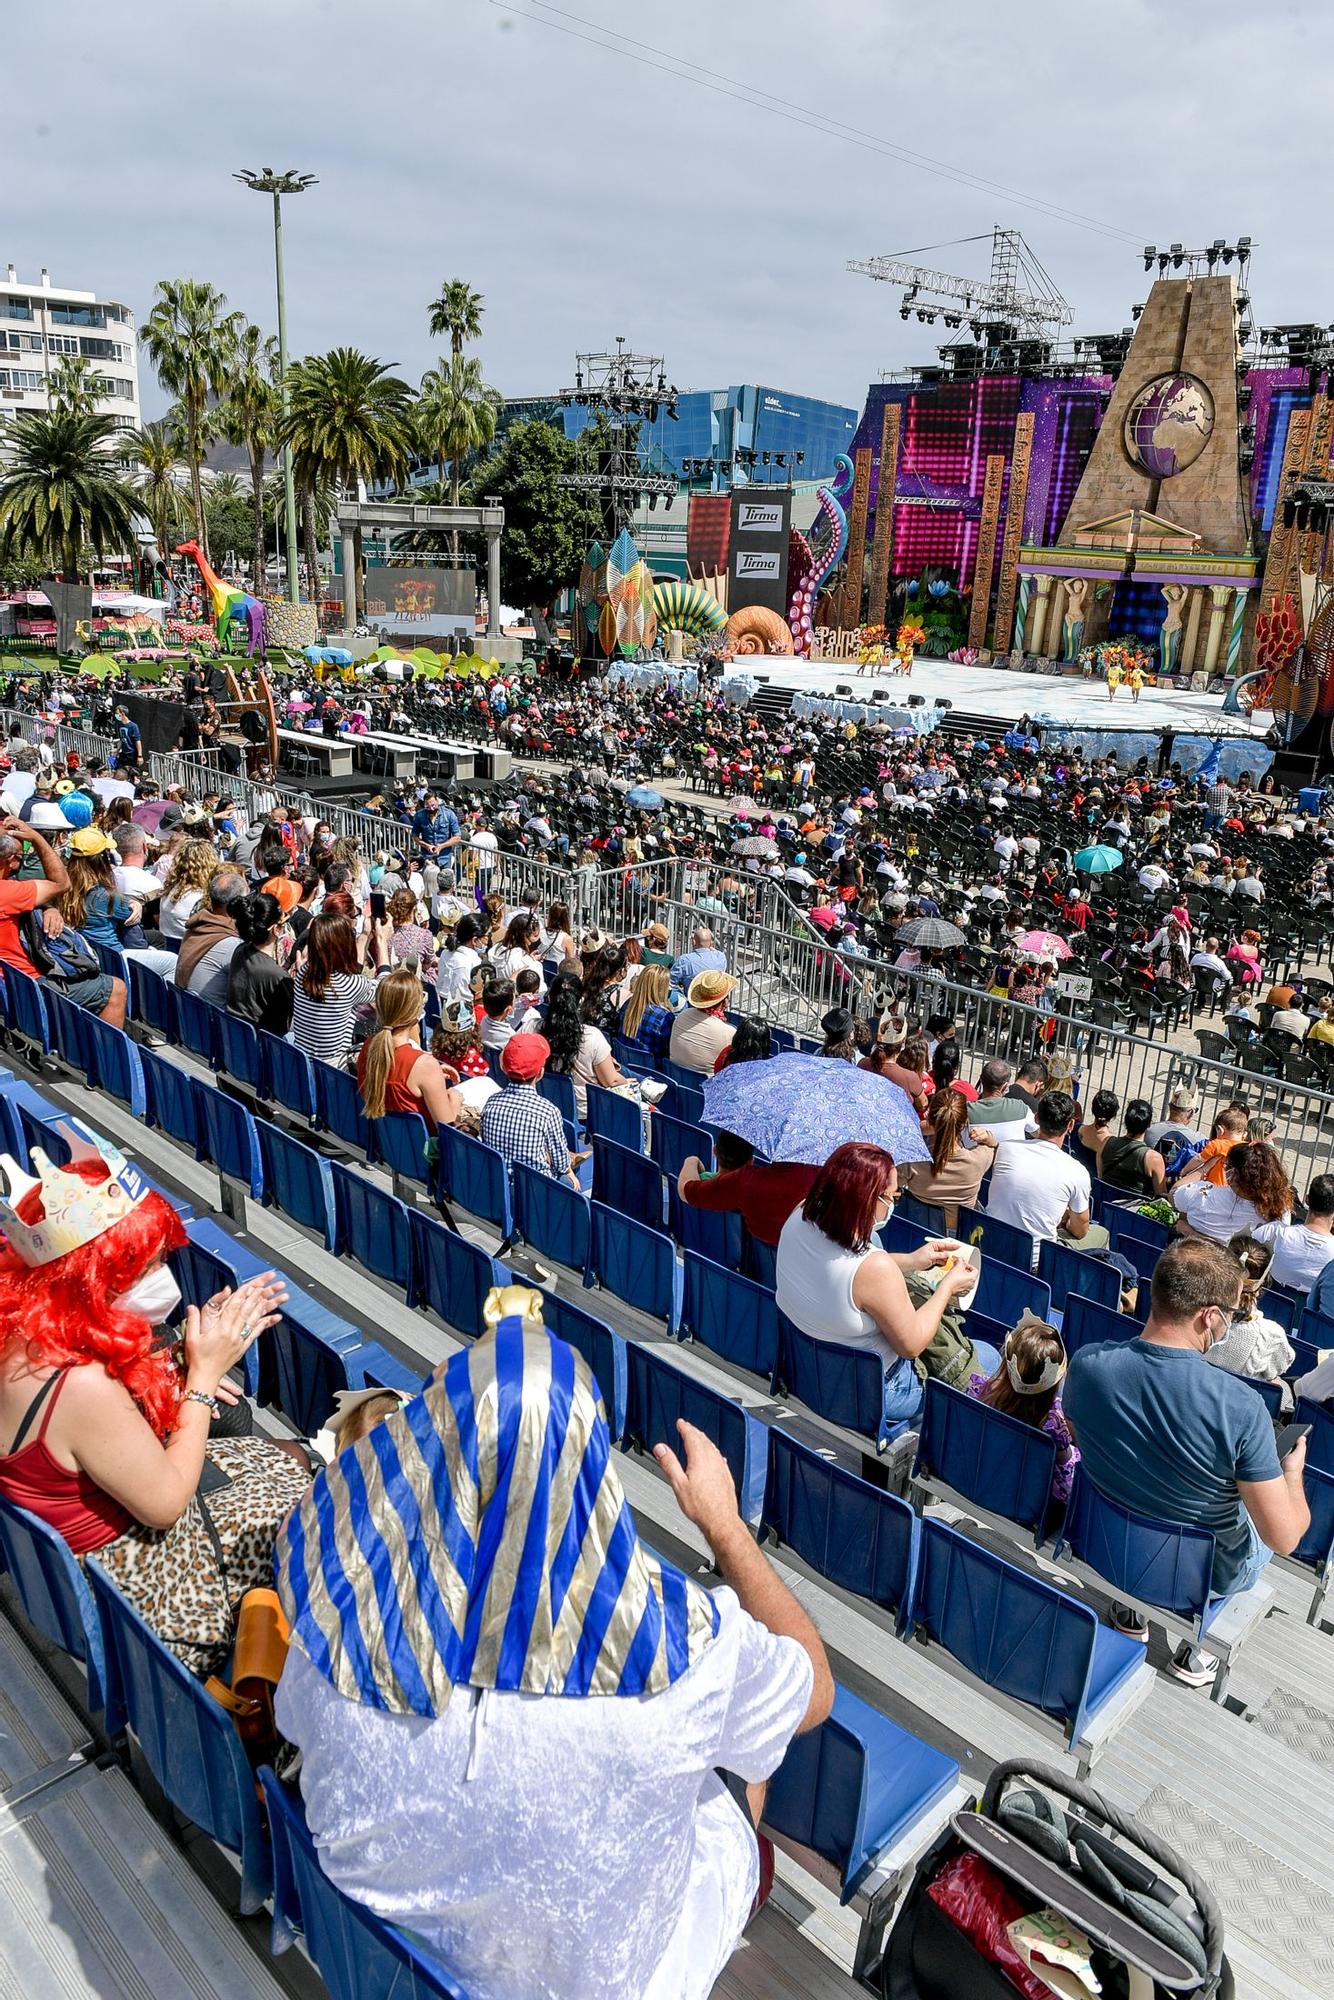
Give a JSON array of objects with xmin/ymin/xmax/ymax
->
[{"xmin": 175, "ymin": 539, "xmax": 266, "ymax": 657}]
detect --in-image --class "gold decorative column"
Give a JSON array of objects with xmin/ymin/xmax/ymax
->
[
  {"xmin": 836, "ymin": 447, "xmax": 873, "ymax": 628},
  {"xmin": 1202, "ymin": 584, "xmax": 1232, "ymax": 674},
  {"xmin": 991, "ymin": 412, "xmax": 1034, "ymax": 653},
  {"xmin": 1182, "ymin": 587, "xmax": 1204, "ymax": 674},
  {"xmin": 1028, "ymin": 575, "xmax": 1055, "ymax": 657},
  {"xmin": 866, "ymin": 404, "xmax": 900, "ymax": 631},
  {"xmin": 1259, "ymin": 407, "xmax": 1311, "ymax": 613},
  {"xmin": 968, "ymin": 452, "xmax": 1007, "ymax": 651}
]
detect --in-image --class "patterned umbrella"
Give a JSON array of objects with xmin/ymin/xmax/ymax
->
[
  {"xmin": 733, "ymin": 835, "xmax": 780, "ymax": 858},
  {"xmin": 701, "ymin": 1054, "xmax": 930, "ymax": 1167},
  {"xmin": 1073, "ymin": 844, "xmax": 1123, "ymax": 875},
  {"xmin": 1019, "ymin": 930, "xmax": 1072, "ymax": 961},
  {"xmin": 896, "ymin": 916, "xmax": 967, "ymax": 949}
]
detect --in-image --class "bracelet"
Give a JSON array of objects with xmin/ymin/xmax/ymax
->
[{"xmin": 183, "ymin": 1388, "xmax": 219, "ymax": 1416}]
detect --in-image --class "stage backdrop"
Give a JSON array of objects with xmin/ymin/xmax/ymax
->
[
  {"xmin": 727, "ymin": 488, "xmax": 792, "ymax": 616},
  {"xmin": 363, "ymin": 566, "xmax": 472, "ymax": 635},
  {"xmin": 122, "ymin": 692, "xmax": 187, "ymax": 756}
]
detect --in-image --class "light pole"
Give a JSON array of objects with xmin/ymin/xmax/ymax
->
[{"xmin": 234, "ymin": 167, "xmax": 316, "ymax": 607}]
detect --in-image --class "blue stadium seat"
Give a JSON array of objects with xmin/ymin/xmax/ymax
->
[
  {"xmin": 1264, "ymin": 1285, "xmax": 1302, "ymax": 1335},
  {"xmin": 1063, "ymin": 1293, "xmax": 1139, "ymax": 1357},
  {"xmin": 483, "ymin": 1047, "xmax": 506, "ymax": 1086},
  {"xmin": 0, "ymin": 1494, "xmax": 122, "ymax": 1732},
  {"xmin": 897, "ymin": 1190, "xmax": 947, "ymax": 1232},
  {"xmin": 1056, "ymin": 1468, "xmax": 1213, "ymax": 1619},
  {"xmin": 261, "ymin": 1029, "xmax": 319, "ymax": 1123},
  {"xmin": 331, "ymin": 1160, "xmax": 414, "ymax": 1294},
  {"xmin": 1038, "ymin": 1239, "xmax": 1122, "ymax": 1315},
  {"xmin": 439, "ymin": 1126, "xmax": 514, "ymax": 1245},
  {"xmin": 257, "ymin": 1122, "xmax": 337, "ymax": 1250},
  {"xmin": 775, "ymin": 1309, "xmax": 891, "ymax": 1448},
  {"xmin": 511, "ymin": 1162, "xmax": 590, "ymax": 1273},
  {"xmin": 584, "ymin": 1082, "xmax": 644, "ymax": 1153},
  {"xmin": 912, "ymin": 1379, "xmax": 1059, "ymax": 1540},
  {"xmin": 1106, "ymin": 1206, "xmax": 1171, "ymax": 1254},
  {"xmin": 1105, "ymin": 1230, "xmax": 1160, "ymax": 1287},
  {"xmin": 1291, "ymin": 1465, "xmax": 1334, "ymax": 1626},
  {"xmin": 375, "ymin": 1112, "xmax": 433, "ymax": 1193},
  {"xmin": 745, "ymin": 1233, "xmax": 779, "ymax": 1290},
  {"xmin": 591, "ymin": 1137, "xmax": 666, "ymax": 1231},
  {"xmin": 198, "ymin": 1087, "xmax": 265, "ymax": 1199},
  {"xmin": 680, "ymin": 1251, "xmax": 779, "ymax": 1379},
  {"xmin": 86, "ymin": 1557, "xmax": 270, "ymax": 1911},
  {"xmin": 260, "ymin": 1769, "xmax": 469, "ymax": 1997},
  {"xmin": 881, "ymin": 1214, "xmax": 931, "ymax": 1257},
  {"xmin": 80, "ymin": 1017, "xmax": 147, "ymax": 1117},
  {"xmin": 536, "ymin": 1069, "xmax": 580, "ymax": 1139},
  {"xmin": 409, "ymin": 1210, "xmax": 512, "ymax": 1341},
  {"xmin": 176, "ymin": 1217, "xmax": 362, "ymax": 1409},
  {"xmin": 649, "ymin": 1110, "xmax": 714, "ymax": 1181},
  {"xmin": 762, "ymin": 1431, "xmax": 917, "ymax": 1629},
  {"xmin": 127, "ymin": 959, "xmax": 175, "ymax": 1038},
  {"xmin": 973, "ymin": 1254, "xmax": 1051, "ymax": 1328},
  {"xmin": 913, "ymin": 1517, "xmax": 1150, "ymax": 1759},
  {"xmin": 92, "ymin": 939, "xmax": 129, "ymax": 987},
  {"xmin": 660, "ymin": 1060, "xmax": 706, "ymax": 1123},
  {"xmin": 670, "ymin": 1191, "xmax": 744, "ymax": 1271},
  {"xmin": 1295, "ymin": 1397, "xmax": 1334, "ymax": 1477},
  {"xmin": 955, "ymin": 1204, "xmax": 1037, "ymax": 1275},
  {"xmin": 1251, "ymin": 1378, "xmax": 1286, "ymax": 1420},
  {"xmin": 173, "ymin": 986, "xmax": 222, "ymax": 1068},
  {"xmin": 626, "ymin": 1341, "xmax": 766, "ymax": 1521},
  {"xmin": 587, "ymin": 1203, "xmax": 682, "ymax": 1331},
  {"xmin": 1, "ymin": 965, "xmax": 53, "ymax": 1052},
  {"xmin": 316, "ymin": 1060, "xmax": 376, "ymax": 1157},
  {"xmin": 139, "ymin": 1046, "xmax": 206, "ymax": 1156},
  {"xmin": 345, "ymin": 1343, "xmax": 427, "ymax": 1397},
  {"xmin": 217, "ymin": 1011, "xmax": 266, "ymax": 1094},
  {"xmin": 259, "ymin": 1303, "xmax": 360, "ymax": 1438},
  {"xmin": 543, "ymin": 1291, "xmax": 628, "ymax": 1441},
  {"xmin": 763, "ymin": 1684, "xmax": 960, "ymax": 1907},
  {"xmin": 46, "ymin": 987, "xmax": 95, "ymax": 1078}
]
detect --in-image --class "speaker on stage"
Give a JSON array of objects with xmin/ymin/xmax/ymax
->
[{"xmin": 122, "ymin": 692, "xmax": 187, "ymax": 757}]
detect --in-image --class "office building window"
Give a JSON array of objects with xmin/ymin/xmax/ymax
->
[
  {"xmin": 1, "ymin": 299, "xmax": 33, "ymax": 321},
  {"xmin": 48, "ymin": 333, "xmax": 80, "ymax": 356}
]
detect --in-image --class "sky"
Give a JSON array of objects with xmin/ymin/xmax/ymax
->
[{"xmin": 5, "ymin": 0, "xmax": 1327, "ymax": 422}]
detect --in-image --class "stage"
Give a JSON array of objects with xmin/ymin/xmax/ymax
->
[{"xmin": 756, "ymin": 654, "xmax": 1269, "ymax": 740}]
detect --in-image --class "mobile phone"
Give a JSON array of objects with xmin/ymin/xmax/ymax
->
[
  {"xmin": 1277, "ymin": 1422, "xmax": 1311, "ymax": 1461},
  {"xmin": 369, "ymin": 892, "xmax": 387, "ymax": 922}
]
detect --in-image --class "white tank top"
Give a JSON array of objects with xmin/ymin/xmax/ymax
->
[{"xmin": 776, "ymin": 1212, "xmax": 895, "ymax": 1367}]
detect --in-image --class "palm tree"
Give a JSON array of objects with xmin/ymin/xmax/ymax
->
[
  {"xmin": 127, "ymin": 419, "xmax": 191, "ymax": 559},
  {"xmin": 0, "ymin": 409, "xmax": 142, "ymax": 581},
  {"xmin": 219, "ymin": 323, "xmax": 278, "ymax": 595},
  {"xmin": 427, "ymin": 280, "xmax": 484, "ymax": 358},
  {"xmin": 141, "ymin": 278, "xmax": 242, "ymax": 558},
  {"xmin": 48, "ymin": 354, "xmax": 104, "ymax": 418},
  {"xmin": 416, "ymin": 356, "xmax": 500, "ymax": 560},
  {"xmin": 277, "ymin": 348, "xmax": 416, "ymax": 621}
]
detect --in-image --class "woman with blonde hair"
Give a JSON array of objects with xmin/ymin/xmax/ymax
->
[
  {"xmin": 357, "ymin": 969, "xmax": 460, "ymax": 1128},
  {"xmin": 619, "ymin": 962, "xmax": 673, "ymax": 1056},
  {"xmin": 159, "ymin": 838, "xmax": 219, "ymax": 941}
]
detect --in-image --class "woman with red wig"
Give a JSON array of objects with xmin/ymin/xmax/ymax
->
[
  {"xmin": 776, "ymin": 1141, "xmax": 990, "ymax": 1430},
  {"xmin": 0, "ymin": 1126, "xmax": 307, "ymax": 1674}
]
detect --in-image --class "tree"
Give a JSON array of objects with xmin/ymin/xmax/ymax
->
[
  {"xmin": 128, "ymin": 418, "xmax": 191, "ymax": 559},
  {"xmin": 277, "ymin": 348, "xmax": 416, "ymax": 621},
  {"xmin": 141, "ymin": 278, "xmax": 242, "ymax": 558},
  {"xmin": 203, "ymin": 478, "xmax": 256, "ymax": 573},
  {"xmin": 0, "ymin": 409, "xmax": 142, "ymax": 582},
  {"xmin": 464, "ymin": 419, "xmax": 584, "ymax": 639},
  {"xmin": 48, "ymin": 354, "xmax": 103, "ymax": 418},
  {"xmin": 427, "ymin": 279, "xmax": 483, "ymax": 358},
  {"xmin": 417, "ymin": 355, "xmax": 500, "ymax": 563},
  {"xmin": 219, "ymin": 323, "xmax": 279, "ymax": 594}
]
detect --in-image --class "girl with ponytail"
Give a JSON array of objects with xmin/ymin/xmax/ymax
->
[{"xmin": 357, "ymin": 969, "xmax": 460, "ymax": 1129}]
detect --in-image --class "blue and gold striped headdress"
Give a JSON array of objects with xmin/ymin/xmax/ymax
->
[{"xmin": 276, "ymin": 1314, "xmax": 718, "ymax": 1715}]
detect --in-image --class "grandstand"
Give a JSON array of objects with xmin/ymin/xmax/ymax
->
[{"xmin": 1, "ymin": 952, "xmax": 1331, "ymax": 1999}]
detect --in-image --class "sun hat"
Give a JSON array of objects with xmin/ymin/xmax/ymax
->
[
  {"xmin": 28, "ymin": 801, "xmax": 72, "ymax": 830},
  {"xmin": 180, "ymin": 802, "xmax": 208, "ymax": 827},
  {"xmin": 687, "ymin": 968, "xmax": 735, "ymax": 1010},
  {"xmin": 500, "ymin": 1033, "xmax": 551, "ymax": 1082},
  {"xmin": 68, "ymin": 826, "xmax": 117, "ymax": 856},
  {"xmin": 579, "ymin": 928, "xmax": 609, "ymax": 954},
  {"xmin": 437, "ymin": 997, "xmax": 476, "ymax": 1035}
]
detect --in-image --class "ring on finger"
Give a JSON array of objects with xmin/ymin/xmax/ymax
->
[{"xmin": 239, "ymin": 1323, "xmax": 255, "ymax": 1344}]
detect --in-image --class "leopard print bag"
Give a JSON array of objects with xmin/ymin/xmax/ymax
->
[{"xmin": 92, "ymin": 1436, "xmax": 310, "ymax": 1678}]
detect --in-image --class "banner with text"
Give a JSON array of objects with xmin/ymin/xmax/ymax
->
[{"xmin": 727, "ymin": 488, "xmax": 792, "ymax": 616}]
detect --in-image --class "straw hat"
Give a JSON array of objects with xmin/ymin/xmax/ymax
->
[{"xmin": 687, "ymin": 969, "xmax": 735, "ymax": 1010}]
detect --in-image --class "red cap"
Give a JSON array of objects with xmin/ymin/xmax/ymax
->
[{"xmin": 501, "ymin": 1033, "xmax": 550, "ymax": 1082}]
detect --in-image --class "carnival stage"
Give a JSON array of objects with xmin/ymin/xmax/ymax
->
[{"xmin": 758, "ymin": 654, "xmax": 1269, "ymax": 740}]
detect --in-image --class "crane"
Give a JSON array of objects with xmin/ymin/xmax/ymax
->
[{"xmin": 848, "ymin": 226, "xmax": 1073, "ymax": 341}]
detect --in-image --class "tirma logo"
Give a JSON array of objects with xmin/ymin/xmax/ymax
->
[
  {"xmin": 737, "ymin": 503, "xmax": 783, "ymax": 532},
  {"xmin": 735, "ymin": 551, "xmax": 781, "ymax": 578}
]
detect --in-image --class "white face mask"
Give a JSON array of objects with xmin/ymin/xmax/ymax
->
[{"xmin": 118, "ymin": 1265, "xmax": 182, "ymax": 1324}]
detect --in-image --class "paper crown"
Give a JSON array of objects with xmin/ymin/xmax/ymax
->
[
  {"xmin": 1004, "ymin": 1314, "xmax": 1068, "ymax": 1396},
  {"xmin": 0, "ymin": 1121, "xmax": 151, "ymax": 1268}
]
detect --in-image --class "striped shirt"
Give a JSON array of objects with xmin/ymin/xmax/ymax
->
[{"xmin": 292, "ymin": 969, "xmax": 376, "ymax": 1064}]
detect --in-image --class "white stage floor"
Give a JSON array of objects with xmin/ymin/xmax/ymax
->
[{"xmin": 758, "ymin": 656, "xmax": 1267, "ymax": 738}]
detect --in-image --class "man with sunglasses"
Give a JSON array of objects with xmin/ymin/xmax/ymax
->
[{"xmin": 1064, "ymin": 1237, "xmax": 1309, "ymax": 1688}]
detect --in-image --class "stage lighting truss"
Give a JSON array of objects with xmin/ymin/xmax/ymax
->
[{"xmin": 1280, "ymin": 475, "xmax": 1334, "ymax": 537}]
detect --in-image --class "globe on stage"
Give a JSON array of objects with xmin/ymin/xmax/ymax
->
[{"xmin": 1122, "ymin": 373, "xmax": 1215, "ymax": 479}]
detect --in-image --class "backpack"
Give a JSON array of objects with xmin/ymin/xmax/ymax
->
[{"xmin": 19, "ymin": 911, "xmax": 101, "ymax": 984}]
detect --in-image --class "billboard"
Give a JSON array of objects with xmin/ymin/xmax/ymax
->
[
  {"xmin": 727, "ymin": 487, "xmax": 791, "ymax": 615},
  {"xmin": 363, "ymin": 566, "xmax": 472, "ymax": 634}
]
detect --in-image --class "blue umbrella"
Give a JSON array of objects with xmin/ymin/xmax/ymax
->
[
  {"xmin": 1072, "ymin": 843, "xmax": 1123, "ymax": 875},
  {"xmin": 701, "ymin": 1054, "xmax": 930, "ymax": 1167},
  {"xmin": 626, "ymin": 785, "xmax": 665, "ymax": 810}
]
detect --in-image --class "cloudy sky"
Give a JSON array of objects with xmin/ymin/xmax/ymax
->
[{"xmin": 6, "ymin": 0, "xmax": 1323, "ymax": 420}]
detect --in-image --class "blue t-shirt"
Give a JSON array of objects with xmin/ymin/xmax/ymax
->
[
  {"xmin": 78, "ymin": 883, "xmax": 132, "ymax": 949},
  {"xmin": 1064, "ymin": 1337, "xmax": 1280, "ymax": 1595}
]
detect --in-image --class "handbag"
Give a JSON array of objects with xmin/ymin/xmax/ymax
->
[
  {"xmin": 882, "ymin": 1760, "xmax": 1233, "ymax": 2000},
  {"xmin": 20, "ymin": 911, "xmax": 101, "ymax": 983},
  {"xmin": 205, "ymin": 1587, "xmax": 291, "ymax": 1765}
]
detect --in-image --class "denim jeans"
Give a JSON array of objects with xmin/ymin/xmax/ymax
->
[
  {"xmin": 883, "ymin": 1356, "xmax": 923, "ymax": 1427},
  {"xmin": 1213, "ymin": 1519, "xmax": 1274, "ymax": 1604},
  {"xmin": 969, "ymin": 1339, "xmax": 1003, "ymax": 1380}
]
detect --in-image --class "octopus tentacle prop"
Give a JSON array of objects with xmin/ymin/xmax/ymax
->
[
  {"xmin": 788, "ymin": 452, "xmax": 852, "ymax": 656},
  {"xmin": 175, "ymin": 539, "xmax": 267, "ymax": 657}
]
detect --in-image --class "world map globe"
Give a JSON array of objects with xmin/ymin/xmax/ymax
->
[{"xmin": 1123, "ymin": 373, "xmax": 1215, "ymax": 479}]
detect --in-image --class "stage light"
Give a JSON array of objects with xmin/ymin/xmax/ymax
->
[
  {"xmin": 575, "ymin": 370, "xmax": 583, "ymax": 388},
  {"xmin": 795, "ymin": 450, "xmax": 805, "ymax": 465},
  {"xmin": 761, "ymin": 451, "xmax": 771, "ymax": 465},
  {"xmin": 1170, "ymin": 243, "xmax": 1184, "ymax": 267},
  {"xmin": 1238, "ymin": 321, "xmax": 1252, "ymax": 343},
  {"xmin": 900, "ymin": 306, "xmax": 911, "ymax": 320},
  {"xmin": 1131, "ymin": 303, "xmax": 1144, "ymax": 320},
  {"xmin": 1143, "ymin": 244, "xmax": 1156, "ymax": 270},
  {"xmin": 1237, "ymin": 235, "xmax": 1252, "ymax": 256}
]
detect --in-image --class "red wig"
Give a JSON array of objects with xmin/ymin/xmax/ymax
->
[
  {"xmin": 0, "ymin": 1160, "xmax": 188, "ymax": 1437},
  {"xmin": 802, "ymin": 1141, "xmax": 896, "ymax": 1251}
]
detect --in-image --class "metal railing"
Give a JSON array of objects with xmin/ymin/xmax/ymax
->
[{"xmin": 0, "ymin": 704, "xmax": 119, "ymax": 769}]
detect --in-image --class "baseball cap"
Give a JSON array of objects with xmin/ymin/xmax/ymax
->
[
  {"xmin": 500, "ymin": 1033, "xmax": 550, "ymax": 1082},
  {"xmin": 68, "ymin": 827, "xmax": 117, "ymax": 856}
]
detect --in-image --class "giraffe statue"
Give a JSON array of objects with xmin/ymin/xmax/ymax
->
[{"xmin": 175, "ymin": 539, "xmax": 266, "ymax": 657}]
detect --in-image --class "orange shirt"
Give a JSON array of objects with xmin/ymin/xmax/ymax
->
[
  {"xmin": 1198, "ymin": 1134, "xmax": 1240, "ymax": 1188},
  {"xmin": 0, "ymin": 879, "xmax": 39, "ymax": 977}
]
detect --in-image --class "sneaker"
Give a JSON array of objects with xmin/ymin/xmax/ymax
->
[
  {"xmin": 639, "ymin": 1079, "xmax": 669, "ymax": 1104},
  {"xmin": 1110, "ymin": 1603, "xmax": 1150, "ymax": 1642},
  {"xmin": 1168, "ymin": 1643, "xmax": 1219, "ymax": 1687}
]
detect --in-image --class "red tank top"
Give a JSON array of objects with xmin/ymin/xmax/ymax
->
[
  {"xmin": 0, "ymin": 1369, "xmax": 133, "ymax": 1555},
  {"xmin": 357, "ymin": 1039, "xmax": 430, "ymax": 1124}
]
